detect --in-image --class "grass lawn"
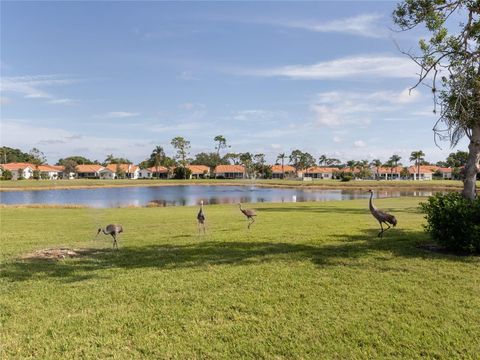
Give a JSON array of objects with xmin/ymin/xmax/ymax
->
[
  {"xmin": 1, "ymin": 178, "xmax": 475, "ymax": 191},
  {"xmin": 1, "ymin": 198, "xmax": 479, "ymax": 359}
]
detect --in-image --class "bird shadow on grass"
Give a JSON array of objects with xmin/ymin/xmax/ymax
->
[{"xmin": 1, "ymin": 228, "xmax": 476, "ymax": 283}]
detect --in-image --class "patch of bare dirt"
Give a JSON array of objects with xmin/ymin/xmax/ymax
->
[{"xmin": 20, "ymin": 248, "xmax": 89, "ymax": 261}]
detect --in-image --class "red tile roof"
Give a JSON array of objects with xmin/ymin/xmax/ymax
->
[
  {"xmin": 37, "ymin": 164, "xmax": 62, "ymax": 172},
  {"xmin": 304, "ymin": 166, "xmax": 338, "ymax": 174},
  {"xmin": 76, "ymin": 164, "xmax": 104, "ymax": 173},
  {"xmin": 214, "ymin": 165, "xmax": 245, "ymax": 173},
  {"xmin": 105, "ymin": 164, "xmax": 139, "ymax": 173},
  {"xmin": 373, "ymin": 166, "xmax": 404, "ymax": 174},
  {"xmin": 271, "ymin": 165, "xmax": 296, "ymax": 173},
  {"xmin": 0, "ymin": 162, "xmax": 34, "ymax": 171},
  {"xmin": 187, "ymin": 165, "xmax": 210, "ymax": 174},
  {"xmin": 145, "ymin": 166, "xmax": 168, "ymax": 173},
  {"xmin": 437, "ymin": 167, "xmax": 453, "ymax": 173},
  {"xmin": 407, "ymin": 165, "xmax": 439, "ymax": 174}
]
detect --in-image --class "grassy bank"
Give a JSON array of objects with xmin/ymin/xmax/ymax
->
[
  {"xmin": 1, "ymin": 178, "xmax": 474, "ymax": 191},
  {"xmin": 1, "ymin": 198, "xmax": 478, "ymax": 358}
]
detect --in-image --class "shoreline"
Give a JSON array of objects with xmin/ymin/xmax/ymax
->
[{"xmin": 0, "ymin": 180, "xmax": 467, "ymax": 192}]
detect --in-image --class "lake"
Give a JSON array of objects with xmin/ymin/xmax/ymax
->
[{"xmin": 0, "ymin": 185, "xmax": 441, "ymax": 208}]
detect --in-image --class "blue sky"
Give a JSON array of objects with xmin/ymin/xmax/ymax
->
[{"xmin": 0, "ymin": 1, "xmax": 468, "ymax": 164}]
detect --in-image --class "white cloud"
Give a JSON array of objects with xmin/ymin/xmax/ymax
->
[
  {"xmin": 310, "ymin": 104, "xmax": 344, "ymax": 127},
  {"xmin": 48, "ymin": 98, "xmax": 77, "ymax": 105},
  {"xmin": 1, "ymin": 75, "xmax": 79, "ymax": 103},
  {"xmin": 240, "ymin": 55, "xmax": 419, "ymax": 80},
  {"xmin": 354, "ymin": 140, "xmax": 367, "ymax": 148},
  {"xmin": 333, "ymin": 135, "xmax": 343, "ymax": 143},
  {"xmin": 310, "ymin": 88, "xmax": 424, "ymax": 128},
  {"xmin": 95, "ymin": 111, "xmax": 140, "ymax": 119},
  {"xmin": 1, "ymin": 119, "xmax": 150, "ymax": 163},
  {"xmin": 279, "ymin": 13, "xmax": 387, "ymax": 38}
]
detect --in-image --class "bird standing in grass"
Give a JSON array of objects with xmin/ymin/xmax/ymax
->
[
  {"xmin": 368, "ymin": 189, "xmax": 397, "ymax": 237},
  {"xmin": 197, "ymin": 200, "xmax": 206, "ymax": 234},
  {"xmin": 96, "ymin": 224, "xmax": 123, "ymax": 249},
  {"xmin": 238, "ymin": 203, "xmax": 257, "ymax": 229}
]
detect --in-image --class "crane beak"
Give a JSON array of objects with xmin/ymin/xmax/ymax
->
[{"xmin": 95, "ymin": 228, "xmax": 101, "ymax": 238}]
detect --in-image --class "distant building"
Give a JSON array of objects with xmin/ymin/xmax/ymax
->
[
  {"xmin": 100, "ymin": 164, "xmax": 140, "ymax": 179},
  {"xmin": 372, "ymin": 166, "xmax": 403, "ymax": 180},
  {"xmin": 76, "ymin": 164, "xmax": 105, "ymax": 179},
  {"xmin": 408, "ymin": 165, "xmax": 441, "ymax": 181},
  {"xmin": 139, "ymin": 166, "xmax": 169, "ymax": 179},
  {"xmin": 187, "ymin": 165, "xmax": 211, "ymax": 179},
  {"xmin": 271, "ymin": 165, "xmax": 296, "ymax": 179},
  {"xmin": 0, "ymin": 162, "xmax": 34, "ymax": 180},
  {"xmin": 214, "ymin": 165, "xmax": 246, "ymax": 179},
  {"xmin": 303, "ymin": 167, "xmax": 337, "ymax": 179},
  {"xmin": 37, "ymin": 164, "xmax": 63, "ymax": 180}
]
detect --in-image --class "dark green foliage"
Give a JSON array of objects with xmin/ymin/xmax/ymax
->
[
  {"xmin": 191, "ymin": 152, "xmax": 228, "ymax": 168},
  {"xmin": 0, "ymin": 147, "xmax": 34, "ymax": 163},
  {"xmin": 1, "ymin": 169, "xmax": 13, "ymax": 180},
  {"xmin": 32, "ymin": 170, "xmax": 40, "ymax": 180},
  {"xmin": 173, "ymin": 166, "xmax": 192, "ymax": 179},
  {"xmin": 57, "ymin": 156, "xmax": 95, "ymax": 165},
  {"xmin": 421, "ymin": 193, "xmax": 480, "ymax": 253},
  {"xmin": 339, "ymin": 172, "xmax": 354, "ymax": 182}
]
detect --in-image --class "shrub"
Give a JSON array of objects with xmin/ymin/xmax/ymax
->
[
  {"xmin": 339, "ymin": 172, "xmax": 354, "ymax": 182},
  {"xmin": 1, "ymin": 169, "xmax": 13, "ymax": 180},
  {"xmin": 173, "ymin": 166, "xmax": 192, "ymax": 179},
  {"xmin": 420, "ymin": 192, "xmax": 480, "ymax": 253}
]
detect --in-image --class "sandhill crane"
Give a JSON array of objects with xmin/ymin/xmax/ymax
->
[
  {"xmin": 238, "ymin": 203, "xmax": 257, "ymax": 229},
  {"xmin": 96, "ymin": 224, "xmax": 123, "ymax": 249},
  {"xmin": 368, "ymin": 190, "xmax": 397, "ymax": 237},
  {"xmin": 197, "ymin": 200, "xmax": 206, "ymax": 234}
]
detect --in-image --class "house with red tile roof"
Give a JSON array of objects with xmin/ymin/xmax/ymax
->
[
  {"xmin": 271, "ymin": 164, "xmax": 296, "ymax": 179},
  {"xmin": 0, "ymin": 162, "xmax": 35, "ymax": 180},
  {"xmin": 302, "ymin": 167, "xmax": 338, "ymax": 179},
  {"xmin": 372, "ymin": 166, "xmax": 404, "ymax": 180},
  {"xmin": 36, "ymin": 164, "xmax": 63, "ymax": 180},
  {"xmin": 100, "ymin": 164, "xmax": 140, "ymax": 179},
  {"xmin": 408, "ymin": 165, "xmax": 439, "ymax": 180},
  {"xmin": 76, "ymin": 164, "xmax": 105, "ymax": 179},
  {"xmin": 436, "ymin": 167, "xmax": 453, "ymax": 179},
  {"xmin": 214, "ymin": 164, "xmax": 246, "ymax": 179},
  {"xmin": 139, "ymin": 166, "xmax": 169, "ymax": 179},
  {"xmin": 187, "ymin": 165, "xmax": 210, "ymax": 179}
]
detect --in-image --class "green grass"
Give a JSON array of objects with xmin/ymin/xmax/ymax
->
[
  {"xmin": 1, "ymin": 199, "xmax": 479, "ymax": 359},
  {"xmin": 1, "ymin": 178, "xmax": 473, "ymax": 191}
]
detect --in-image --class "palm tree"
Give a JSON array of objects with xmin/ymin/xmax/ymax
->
[
  {"xmin": 389, "ymin": 154, "xmax": 402, "ymax": 179},
  {"xmin": 276, "ymin": 153, "xmax": 286, "ymax": 179},
  {"xmin": 326, "ymin": 158, "xmax": 341, "ymax": 166},
  {"xmin": 370, "ymin": 159, "xmax": 382, "ymax": 180},
  {"xmin": 318, "ymin": 154, "xmax": 328, "ymax": 166},
  {"xmin": 409, "ymin": 150, "xmax": 425, "ymax": 180},
  {"xmin": 150, "ymin": 146, "xmax": 165, "ymax": 179},
  {"xmin": 383, "ymin": 160, "xmax": 396, "ymax": 180}
]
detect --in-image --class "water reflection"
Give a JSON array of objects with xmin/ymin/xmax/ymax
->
[{"xmin": 0, "ymin": 185, "xmax": 443, "ymax": 208}]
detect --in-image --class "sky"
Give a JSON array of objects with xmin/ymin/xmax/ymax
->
[{"xmin": 0, "ymin": 1, "xmax": 469, "ymax": 165}]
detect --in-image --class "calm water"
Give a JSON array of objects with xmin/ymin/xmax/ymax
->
[{"xmin": 0, "ymin": 185, "xmax": 442, "ymax": 208}]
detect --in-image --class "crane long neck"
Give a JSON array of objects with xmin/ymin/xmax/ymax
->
[
  {"xmin": 102, "ymin": 228, "xmax": 109, "ymax": 235},
  {"xmin": 369, "ymin": 192, "xmax": 376, "ymax": 211}
]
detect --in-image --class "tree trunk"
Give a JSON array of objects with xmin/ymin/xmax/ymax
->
[{"xmin": 462, "ymin": 124, "xmax": 480, "ymax": 200}]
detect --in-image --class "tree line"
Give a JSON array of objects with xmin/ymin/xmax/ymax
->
[{"xmin": 1, "ymin": 141, "xmax": 471, "ymax": 180}]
